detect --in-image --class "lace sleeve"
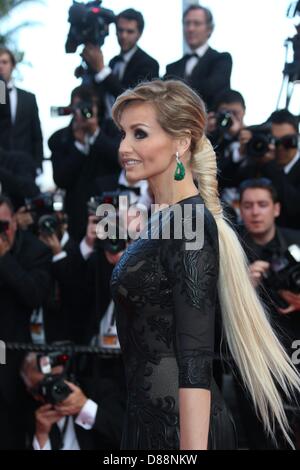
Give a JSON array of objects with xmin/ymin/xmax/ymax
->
[{"xmin": 161, "ymin": 216, "xmax": 219, "ymax": 390}]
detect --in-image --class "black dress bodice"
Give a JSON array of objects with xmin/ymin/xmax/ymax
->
[{"xmin": 111, "ymin": 195, "xmax": 236, "ymax": 450}]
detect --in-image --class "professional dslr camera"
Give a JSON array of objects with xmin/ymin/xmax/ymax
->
[
  {"xmin": 246, "ymin": 123, "xmax": 299, "ymax": 159},
  {"xmin": 65, "ymin": 0, "xmax": 115, "ymax": 53},
  {"xmin": 50, "ymin": 100, "xmax": 94, "ymax": 119},
  {"xmin": 36, "ymin": 348, "xmax": 72, "ymax": 405},
  {"xmin": 25, "ymin": 191, "xmax": 66, "ymax": 236},
  {"xmin": 215, "ymin": 111, "xmax": 234, "ymax": 134},
  {"xmin": 88, "ymin": 189, "xmax": 135, "ymax": 254},
  {"xmin": 246, "ymin": 124, "xmax": 274, "ymax": 159},
  {"xmin": 264, "ymin": 244, "xmax": 300, "ymax": 307}
]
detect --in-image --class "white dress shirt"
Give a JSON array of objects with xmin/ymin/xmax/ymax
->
[
  {"xmin": 95, "ymin": 47, "xmax": 138, "ymax": 117},
  {"xmin": 185, "ymin": 43, "xmax": 209, "ymax": 77},
  {"xmin": 118, "ymin": 170, "xmax": 152, "ymax": 209},
  {"xmin": 284, "ymin": 149, "xmax": 300, "ymax": 174},
  {"xmin": 74, "ymin": 127, "xmax": 101, "ymax": 156}
]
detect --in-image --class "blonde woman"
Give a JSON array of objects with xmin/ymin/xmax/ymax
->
[{"xmin": 110, "ymin": 80, "xmax": 300, "ymax": 450}]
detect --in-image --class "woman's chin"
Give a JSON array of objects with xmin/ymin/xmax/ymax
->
[{"xmin": 125, "ymin": 171, "xmax": 144, "ymax": 184}]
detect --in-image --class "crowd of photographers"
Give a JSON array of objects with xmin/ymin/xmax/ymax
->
[{"xmin": 0, "ymin": 3, "xmax": 300, "ymax": 450}]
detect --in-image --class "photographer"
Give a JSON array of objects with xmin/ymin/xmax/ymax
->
[
  {"xmin": 235, "ymin": 179, "xmax": 300, "ymax": 448},
  {"xmin": 49, "ymin": 85, "xmax": 121, "ymax": 241},
  {"xmin": 0, "ymin": 195, "xmax": 51, "ymax": 449},
  {"xmin": 236, "ymin": 109, "xmax": 300, "ymax": 229},
  {"xmin": 82, "ymin": 8, "xmax": 159, "ymax": 117},
  {"xmin": 238, "ymin": 179, "xmax": 300, "ymax": 345},
  {"xmin": 21, "ymin": 351, "xmax": 125, "ymax": 450},
  {"xmin": 207, "ymin": 90, "xmax": 246, "ymax": 217}
]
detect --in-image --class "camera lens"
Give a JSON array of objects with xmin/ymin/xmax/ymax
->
[{"xmin": 217, "ymin": 111, "xmax": 233, "ymax": 131}]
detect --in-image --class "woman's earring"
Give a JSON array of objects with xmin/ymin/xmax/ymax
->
[{"xmin": 174, "ymin": 152, "xmax": 185, "ymax": 181}]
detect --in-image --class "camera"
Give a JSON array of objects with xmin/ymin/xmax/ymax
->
[
  {"xmin": 36, "ymin": 348, "xmax": 73, "ymax": 404},
  {"xmin": 37, "ymin": 374, "xmax": 72, "ymax": 405},
  {"xmin": 216, "ymin": 111, "xmax": 233, "ymax": 133},
  {"xmin": 264, "ymin": 244, "xmax": 300, "ymax": 295},
  {"xmin": 0, "ymin": 220, "xmax": 9, "ymax": 234},
  {"xmin": 88, "ymin": 190, "xmax": 134, "ymax": 254},
  {"xmin": 25, "ymin": 192, "xmax": 66, "ymax": 236},
  {"xmin": 51, "ymin": 101, "xmax": 94, "ymax": 120},
  {"xmin": 37, "ymin": 350, "xmax": 71, "ymax": 374},
  {"xmin": 246, "ymin": 124, "xmax": 274, "ymax": 159},
  {"xmin": 65, "ymin": 0, "xmax": 115, "ymax": 53}
]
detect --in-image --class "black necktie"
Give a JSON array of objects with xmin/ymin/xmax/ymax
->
[{"xmin": 118, "ymin": 184, "xmax": 141, "ymax": 196}]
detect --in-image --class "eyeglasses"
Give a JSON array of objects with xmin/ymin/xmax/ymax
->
[
  {"xmin": 239, "ymin": 178, "xmax": 273, "ymax": 192},
  {"xmin": 274, "ymin": 134, "xmax": 298, "ymax": 149}
]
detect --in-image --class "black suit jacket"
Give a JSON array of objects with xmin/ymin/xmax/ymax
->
[
  {"xmin": 165, "ymin": 47, "xmax": 232, "ymax": 110},
  {"xmin": 0, "ymin": 147, "xmax": 39, "ymax": 208},
  {"xmin": 233, "ymin": 156, "xmax": 300, "ymax": 230},
  {"xmin": 9, "ymin": 89, "xmax": 43, "ymax": 169},
  {"xmin": 96, "ymin": 47, "xmax": 159, "ymax": 110}
]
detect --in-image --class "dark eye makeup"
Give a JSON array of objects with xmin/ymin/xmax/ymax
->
[
  {"xmin": 134, "ymin": 128, "xmax": 148, "ymax": 139},
  {"xmin": 120, "ymin": 128, "xmax": 148, "ymax": 140}
]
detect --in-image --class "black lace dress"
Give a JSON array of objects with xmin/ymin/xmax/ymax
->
[{"xmin": 111, "ymin": 195, "xmax": 237, "ymax": 450}]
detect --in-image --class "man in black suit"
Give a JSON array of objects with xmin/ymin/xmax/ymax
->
[
  {"xmin": 236, "ymin": 109, "xmax": 300, "ymax": 230},
  {"xmin": 0, "ymin": 195, "xmax": 51, "ymax": 449},
  {"xmin": 49, "ymin": 85, "xmax": 121, "ymax": 241},
  {"xmin": 21, "ymin": 352, "xmax": 125, "ymax": 450},
  {"xmin": 165, "ymin": 5, "xmax": 232, "ymax": 110},
  {"xmin": 82, "ymin": 8, "xmax": 159, "ymax": 117},
  {"xmin": 0, "ymin": 47, "xmax": 43, "ymax": 171},
  {"xmin": 236, "ymin": 180, "xmax": 300, "ymax": 449}
]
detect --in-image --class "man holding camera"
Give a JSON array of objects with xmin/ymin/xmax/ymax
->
[
  {"xmin": 239, "ymin": 179, "xmax": 300, "ymax": 331},
  {"xmin": 82, "ymin": 8, "xmax": 159, "ymax": 118},
  {"xmin": 165, "ymin": 5, "xmax": 232, "ymax": 110},
  {"xmin": 206, "ymin": 89, "xmax": 246, "ymax": 219},
  {"xmin": 0, "ymin": 195, "xmax": 51, "ymax": 449},
  {"xmin": 21, "ymin": 351, "xmax": 125, "ymax": 450},
  {"xmin": 50, "ymin": 85, "xmax": 120, "ymax": 241},
  {"xmin": 235, "ymin": 179, "xmax": 300, "ymax": 448},
  {"xmin": 236, "ymin": 109, "xmax": 300, "ymax": 230}
]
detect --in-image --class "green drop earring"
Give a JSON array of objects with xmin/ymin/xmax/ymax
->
[{"xmin": 174, "ymin": 152, "xmax": 185, "ymax": 181}]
